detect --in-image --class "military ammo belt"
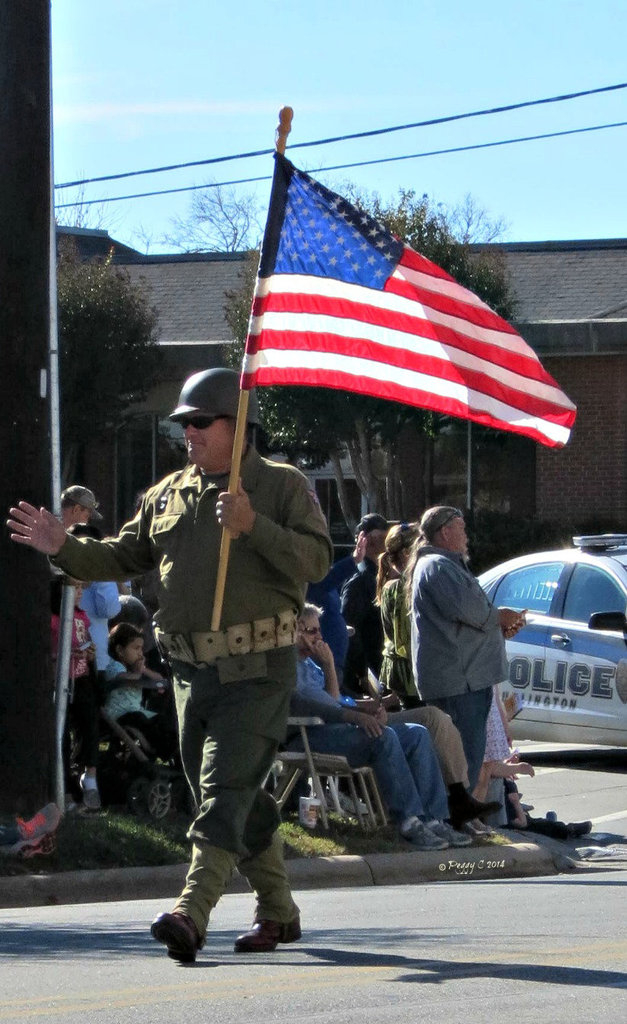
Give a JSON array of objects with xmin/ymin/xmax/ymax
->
[{"xmin": 154, "ymin": 609, "xmax": 298, "ymax": 668}]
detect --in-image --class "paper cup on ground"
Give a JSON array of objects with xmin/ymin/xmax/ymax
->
[{"xmin": 299, "ymin": 796, "xmax": 321, "ymax": 828}]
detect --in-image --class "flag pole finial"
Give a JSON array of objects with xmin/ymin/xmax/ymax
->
[{"xmin": 275, "ymin": 106, "xmax": 293, "ymax": 155}]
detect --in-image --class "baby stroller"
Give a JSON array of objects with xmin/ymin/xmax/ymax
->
[
  {"xmin": 97, "ymin": 706, "xmax": 192, "ymax": 820},
  {"xmin": 98, "ymin": 594, "xmax": 194, "ymax": 819}
]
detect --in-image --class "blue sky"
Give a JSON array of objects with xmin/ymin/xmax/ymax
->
[{"xmin": 52, "ymin": 0, "xmax": 627, "ymax": 253}]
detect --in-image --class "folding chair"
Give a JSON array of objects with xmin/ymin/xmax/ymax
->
[{"xmin": 273, "ymin": 717, "xmax": 387, "ymax": 830}]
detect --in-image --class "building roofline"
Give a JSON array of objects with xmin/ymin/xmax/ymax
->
[
  {"xmin": 518, "ymin": 317, "xmax": 627, "ymax": 325},
  {"xmin": 470, "ymin": 238, "xmax": 627, "ymax": 253},
  {"xmin": 57, "ymin": 225, "xmax": 113, "ymax": 239},
  {"xmin": 113, "ymin": 250, "xmax": 250, "ymax": 266}
]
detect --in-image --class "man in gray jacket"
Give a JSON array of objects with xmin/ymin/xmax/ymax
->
[{"xmin": 409, "ymin": 506, "xmax": 525, "ymax": 789}]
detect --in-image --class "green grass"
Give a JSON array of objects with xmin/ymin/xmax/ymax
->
[
  {"xmin": 281, "ymin": 815, "xmax": 410, "ymax": 858},
  {"xmin": 0, "ymin": 809, "xmax": 191, "ymax": 877},
  {"xmin": 0, "ymin": 806, "xmax": 506, "ymax": 876}
]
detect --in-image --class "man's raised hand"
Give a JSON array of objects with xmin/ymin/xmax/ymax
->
[{"xmin": 7, "ymin": 502, "xmax": 67, "ymax": 555}]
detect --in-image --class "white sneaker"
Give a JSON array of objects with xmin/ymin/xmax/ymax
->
[
  {"xmin": 401, "ymin": 820, "xmax": 449, "ymax": 850},
  {"xmin": 80, "ymin": 773, "xmax": 101, "ymax": 811},
  {"xmin": 337, "ymin": 791, "xmax": 368, "ymax": 817},
  {"xmin": 428, "ymin": 820, "xmax": 473, "ymax": 847},
  {"xmin": 463, "ymin": 818, "xmax": 494, "ymax": 836},
  {"xmin": 0, "ymin": 803, "xmax": 61, "ymax": 858},
  {"xmin": 16, "ymin": 803, "xmax": 62, "ymax": 841}
]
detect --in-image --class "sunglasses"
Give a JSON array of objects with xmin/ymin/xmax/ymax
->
[
  {"xmin": 299, "ymin": 625, "xmax": 322, "ymax": 637},
  {"xmin": 177, "ymin": 414, "xmax": 224, "ymax": 430},
  {"xmin": 437, "ymin": 509, "xmax": 464, "ymax": 530}
]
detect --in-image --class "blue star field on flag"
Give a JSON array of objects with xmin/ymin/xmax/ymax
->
[{"xmin": 274, "ymin": 165, "xmax": 403, "ymax": 289}]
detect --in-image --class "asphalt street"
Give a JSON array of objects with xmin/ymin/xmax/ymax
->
[
  {"xmin": 514, "ymin": 740, "xmax": 627, "ymax": 840},
  {"xmin": 0, "ymin": 743, "xmax": 625, "ymax": 1022},
  {"xmin": 1, "ymin": 873, "xmax": 626, "ymax": 1024}
]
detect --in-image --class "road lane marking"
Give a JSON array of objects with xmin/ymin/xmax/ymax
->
[
  {"xmin": 590, "ymin": 810, "xmax": 627, "ymax": 825},
  {"xmin": 1, "ymin": 942, "xmax": 626, "ymax": 1018}
]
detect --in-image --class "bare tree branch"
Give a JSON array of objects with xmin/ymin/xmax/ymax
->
[{"xmin": 163, "ymin": 182, "xmax": 262, "ymax": 252}]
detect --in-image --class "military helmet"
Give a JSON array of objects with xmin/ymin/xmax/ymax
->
[{"xmin": 169, "ymin": 368, "xmax": 260, "ymax": 425}]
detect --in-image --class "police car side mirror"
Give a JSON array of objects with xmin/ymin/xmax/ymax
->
[{"xmin": 588, "ymin": 611, "xmax": 627, "ymax": 632}]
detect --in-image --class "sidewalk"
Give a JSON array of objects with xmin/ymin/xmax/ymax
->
[{"xmin": 4, "ymin": 829, "xmax": 623, "ymax": 910}]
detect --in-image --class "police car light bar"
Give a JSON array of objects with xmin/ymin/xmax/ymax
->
[{"xmin": 573, "ymin": 534, "xmax": 627, "ymax": 550}]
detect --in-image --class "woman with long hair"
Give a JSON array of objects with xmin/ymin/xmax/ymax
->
[{"xmin": 375, "ymin": 523, "xmax": 421, "ymax": 707}]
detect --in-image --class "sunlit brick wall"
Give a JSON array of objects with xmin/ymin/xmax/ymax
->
[{"xmin": 536, "ymin": 354, "xmax": 627, "ymax": 523}]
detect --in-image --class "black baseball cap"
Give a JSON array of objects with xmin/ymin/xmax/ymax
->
[{"xmin": 356, "ymin": 513, "xmax": 389, "ymax": 535}]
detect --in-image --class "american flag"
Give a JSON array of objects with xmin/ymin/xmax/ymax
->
[{"xmin": 242, "ymin": 154, "xmax": 576, "ymax": 447}]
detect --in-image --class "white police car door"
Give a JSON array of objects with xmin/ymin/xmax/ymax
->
[
  {"xmin": 491, "ymin": 561, "xmax": 563, "ymax": 736},
  {"xmin": 545, "ymin": 562, "xmax": 627, "ymax": 744}
]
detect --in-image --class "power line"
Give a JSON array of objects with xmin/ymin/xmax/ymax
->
[
  {"xmin": 313, "ymin": 119, "xmax": 627, "ymax": 175},
  {"xmin": 55, "ymin": 174, "xmax": 272, "ymax": 209},
  {"xmin": 54, "ymin": 119, "xmax": 627, "ymax": 209},
  {"xmin": 54, "ymin": 81, "xmax": 627, "ymax": 190}
]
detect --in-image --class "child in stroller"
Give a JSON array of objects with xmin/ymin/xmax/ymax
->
[
  {"xmin": 103, "ymin": 622, "xmax": 177, "ymax": 762},
  {"xmin": 99, "ymin": 623, "xmax": 185, "ymax": 817}
]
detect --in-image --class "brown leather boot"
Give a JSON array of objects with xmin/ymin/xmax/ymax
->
[
  {"xmin": 151, "ymin": 911, "xmax": 203, "ymax": 963},
  {"xmin": 234, "ymin": 915, "xmax": 302, "ymax": 953}
]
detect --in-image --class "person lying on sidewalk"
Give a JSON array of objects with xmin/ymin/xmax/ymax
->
[
  {"xmin": 288, "ymin": 604, "xmax": 473, "ymax": 851},
  {"xmin": 502, "ymin": 779, "xmax": 592, "ymax": 841}
]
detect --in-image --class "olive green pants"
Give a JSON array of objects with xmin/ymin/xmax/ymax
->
[{"xmin": 171, "ymin": 650, "xmax": 298, "ymax": 936}]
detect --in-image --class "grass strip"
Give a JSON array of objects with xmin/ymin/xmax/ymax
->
[{"xmin": 0, "ymin": 807, "xmax": 506, "ymax": 876}]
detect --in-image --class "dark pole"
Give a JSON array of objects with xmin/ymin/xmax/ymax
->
[{"xmin": 0, "ymin": 0, "xmax": 55, "ymax": 812}]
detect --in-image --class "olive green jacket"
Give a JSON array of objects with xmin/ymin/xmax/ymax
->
[{"xmin": 52, "ymin": 448, "xmax": 332, "ymax": 634}]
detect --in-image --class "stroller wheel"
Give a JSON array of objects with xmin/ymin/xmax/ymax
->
[
  {"xmin": 127, "ymin": 777, "xmax": 149, "ymax": 815},
  {"xmin": 146, "ymin": 780, "xmax": 172, "ymax": 820},
  {"xmin": 127, "ymin": 776, "xmax": 172, "ymax": 819}
]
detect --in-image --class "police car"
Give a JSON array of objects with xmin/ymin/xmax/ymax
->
[{"xmin": 478, "ymin": 535, "xmax": 627, "ymax": 747}]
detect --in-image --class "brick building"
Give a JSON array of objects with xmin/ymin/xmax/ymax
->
[{"xmin": 490, "ymin": 239, "xmax": 627, "ymax": 523}]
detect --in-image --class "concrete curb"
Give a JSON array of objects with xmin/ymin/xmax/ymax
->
[
  {"xmin": 365, "ymin": 840, "xmax": 566, "ymax": 884},
  {"xmin": 0, "ymin": 838, "xmax": 571, "ymax": 909}
]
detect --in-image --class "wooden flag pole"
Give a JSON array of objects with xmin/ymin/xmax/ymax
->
[{"xmin": 210, "ymin": 106, "xmax": 293, "ymax": 632}]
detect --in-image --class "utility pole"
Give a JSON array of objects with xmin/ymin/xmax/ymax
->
[{"xmin": 0, "ymin": 1, "xmax": 55, "ymax": 811}]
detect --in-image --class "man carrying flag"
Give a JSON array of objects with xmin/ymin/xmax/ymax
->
[
  {"xmin": 8, "ymin": 129, "xmax": 575, "ymax": 963},
  {"xmin": 8, "ymin": 367, "xmax": 332, "ymax": 962}
]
